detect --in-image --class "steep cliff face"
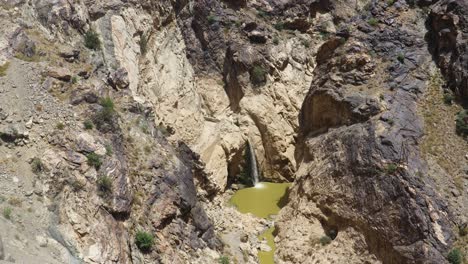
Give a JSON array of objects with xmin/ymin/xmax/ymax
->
[
  {"xmin": 276, "ymin": 1, "xmax": 463, "ymax": 263},
  {"xmin": 428, "ymin": 0, "xmax": 468, "ymax": 101},
  {"xmin": 0, "ymin": 1, "xmax": 221, "ymax": 263}
]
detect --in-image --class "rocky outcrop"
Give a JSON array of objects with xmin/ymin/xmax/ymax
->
[
  {"xmin": 277, "ymin": 2, "xmax": 455, "ymax": 263},
  {"xmin": 428, "ymin": 0, "xmax": 468, "ymax": 101}
]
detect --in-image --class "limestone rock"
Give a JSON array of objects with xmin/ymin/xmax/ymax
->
[
  {"xmin": 108, "ymin": 67, "xmax": 129, "ymax": 89},
  {"xmin": 59, "ymin": 48, "xmax": 80, "ymax": 62},
  {"xmin": 428, "ymin": 0, "xmax": 468, "ymax": 100},
  {"xmin": 75, "ymin": 132, "xmax": 106, "ymax": 155},
  {"xmin": 46, "ymin": 67, "xmax": 72, "ymax": 82},
  {"xmin": 9, "ymin": 28, "xmax": 36, "ymax": 57}
]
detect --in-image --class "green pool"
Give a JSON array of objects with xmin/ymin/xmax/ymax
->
[{"xmin": 230, "ymin": 182, "xmax": 291, "ymax": 264}]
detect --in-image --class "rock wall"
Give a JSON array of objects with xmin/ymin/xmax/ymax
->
[
  {"xmin": 428, "ymin": 0, "xmax": 468, "ymax": 101},
  {"xmin": 276, "ymin": 1, "xmax": 457, "ymax": 263}
]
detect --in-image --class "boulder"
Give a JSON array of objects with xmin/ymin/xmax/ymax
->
[
  {"xmin": 9, "ymin": 28, "xmax": 36, "ymax": 57},
  {"xmin": 59, "ymin": 48, "xmax": 80, "ymax": 62},
  {"xmin": 46, "ymin": 67, "xmax": 72, "ymax": 82},
  {"xmin": 108, "ymin": 67, "xmax": 129, "ymax": 89},
  {"xmin": 75, "ymin": 133, "xmax": 106, "ymax": 155},
  {"xmin": 248, "ymin": 30, "xmax": 268, "ymax": 44}
]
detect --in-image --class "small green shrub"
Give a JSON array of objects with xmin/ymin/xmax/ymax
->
[
  {"xmin": 273, "ymin": 37, "xmax": 279, "ymax": 45},
  {"xmin": 8, "ymin": 197, "xmax": 22, "ymax": 207},
  {"xmin": 0, "ymin": 62, "xmax": 10, "ymax": 77},
  {"xmin": 97, "ymin": 176, "xmax": 112, "ymax": 194},
  {"xmin": 368, "ymin": 18, "xmax": 379, "ymax": 27},
  {"xmin": 257, "ymin": 10, "xmax": 268, "ymax": 18},
  {"xmin": 144, "ymin": 145, "xmax": 151, "ymax": 154},
  {"xmin": 207, "ymin": 14, "xmax": 217, "ymax": 24},
  {"xmin": 83, "ymin": 120, "xmax": 93, "ymax": 130},
  {"xmin": 387, "ymin": 0, "xmax": 395, "ymax": 6},
  {"xmin": 385, "ymin": 163, "xmax": 398, "ymax": 174},
  {"xmin": 105, "ymin": 144, "xmax": 113, "ymax": 156},
  {"xmin": 84, "ymin": 30, "xmax": 101, "ymax": 50},
  {"xmin": 100, "ymin": 97, "xmax": 115, "ymax": 110},
  {"xmin": 31, "ymin": 157, "xmax": 44, "ymax": 174},
  {"xmin": 397, "ymin": 53, "xmax": 405, "ymax": 63},
  {"xmin": 456, "ymin": 110, "xmax": 468, "ymax": 136},
  {"xmin": 302, "ymin": 39, "xmax": 310, "ymax": 48},
  {"xmin": 319, "ymin": 235, "xmax": 332, "ymax": 246},
  {"xmin": 56, "ymin": 122, "xmax": 65, "ymax": 130},
  {"xmin": 443, "ymin": 93, "xmax": 454, "ymax": 105},
  {"xmin": 93, "ymin": 97, "xmax": 116, "ymax": 130},
  {"xmin": 447, "ymin": 248, "xmax": 463, "ymax": 264},
  {"xmin": 251, "ymin": 65, "xmax": 267, "ymax": 85},
  {"xmin": 135, "ymin": 231, "xmax": 154, "ymax": 252},
  {"xmin": 71, "ymin": 76, "xmax": 78, "ymax": 84},
  {"xmin": 87, "ymin": 152, "xmax": 102, "ymax": 169},
  {"xmin": 319, "ymin": 31, "xmax": 329, "ymax": 40},
  {"xmin": 2, "ymin": 207, "xmax": 12, "ymax": 219},
  {"xmin": 218, "ymin": 256, "xmax": 230, "ymax": 264},
  {"xmin": 70, "ymin": 179, "xmax": 85, "ymax": 191},
  {"xmin": 459, "ymin": 224, "xmax": 467, "ymax": 237},
  {"xmin": 274, "ymin": 22, "xmax": 284, "ymax": 31}
]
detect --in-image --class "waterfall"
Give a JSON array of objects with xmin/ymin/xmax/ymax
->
[{"xmin": 247, "ymin": 139, "xmax": 259, "ymax": 186}]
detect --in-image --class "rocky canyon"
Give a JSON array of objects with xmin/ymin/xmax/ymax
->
[{"xmin": 0, "ymin": 0, "xmax": 467, "ymax": 263}]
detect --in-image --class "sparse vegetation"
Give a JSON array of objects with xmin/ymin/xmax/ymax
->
[
  {"xmin": 207, "ymin": 14, "xmax": 217, "ymax": 24},
  {"xmin": 274, "ymin": 22, "xmax": 284, "ymax": 31},
  {"xmin": 218, "ymin": 256, "xmax": 230, "ymax": 264},
  {"xmin": 93, "ymin": 97, "xmax": 116, "ymax": 131},
  {"xmin": 387, "ymin": 0, "xmax": 395, "ymax": 6},
  {"xmin": 3, "ymin": 207, "xmax": 12, "ymax": 219},
  {"xmin": 105, "ymin": 144, "xmax": 113, "ymax": 156},
  {"xmin": 97, "ymin": 175, "xmax": 112, "ymax": 194},
  {"xmin": 70, "ymin": 179, "xmax": 85, "ymax": 191},
  {"xmin": 83, "ymin": 120, "xmax": 93, "ymax": 130},
  {"xmin": 319, "ymin": 235, "xmax": 332, "ymax": 246},
  {"xmin": 455, "ymin": 110, "xmax": 468, "ymax": 136},
  {"xmin": 251, "ymin": 65, "xmax": 267, "ymax": 85},
  {"xmin": 84, "ymin": 30, "xmax": 101, "ymax": 50},
  {"xmin": 144, "ymin": 145, "xmax": 151, "ymax": 154},
  {"xmin": 8, "ymin": 197, "xmax": 22, "ymax": 207},
  {"xmin": 443, "ymin": 93, "xmax": 454, "ymax": 105},
  {"xmin": 257, "ymin": 10, "xmax": 268, "ymax": 18},
  {"xmin": 0, "ymin": 62, "xmax": 10, "ymax": 77},
  {"xmin": 135, "ymin": 231, "xmax": 154, "ymax": 252},
  {"xmin": 273, "ymin": 37, "xmax": 279, "ymax": 45},
  {"xmin": 15, "ymin": 53, "xmax": 40, "ymax": 62},
  {"xmin": 447, "ymin": 248, "xmax": 463, "ymax": 264},
  {"xmin": 458, "ymin": 224, "xmax": 467, "ymax": 237},
  {"xmin": 100, "ymin": 97, "xmax": 115, "ymax": 110},
  {"xmin": 301, "ymin": 39, "xmax": 310, "ymax": 48},
  {"xmin": 56, "ymin": 122, "xmax": 65, "ymax": 130},
  {"xmin": 31, "ymin": 157, "xmax": 44, "ymax": 174},
  {"xmin": 368, "ymin": 18, "xmax": 379, "ymax": 27},
  {"xmin": 71, "ymin": 76, "xmax": 78, "ymax": 84},
  {"xmin": 385, "ymin": 163, "xmax": 398, "ymax": 174},
  {"xmin": 319, "ymin": 31, "xmax": 329, "ymax": 40},
  {"xmin": 87, "ymin": 152, "xmax": 102, "ymax": 169},
  {"xmin": 397, "ymin": 53, "xmax": 405, "ymax": 63}
]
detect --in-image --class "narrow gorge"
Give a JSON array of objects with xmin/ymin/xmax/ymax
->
[{"xmin": 0, "ymin": 0, "xmax": 467, "ymax": 264}]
